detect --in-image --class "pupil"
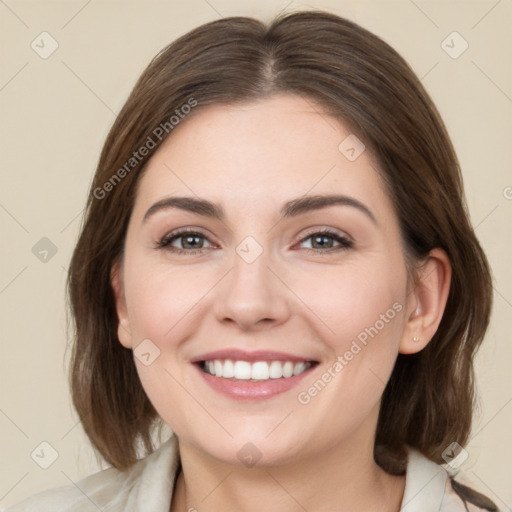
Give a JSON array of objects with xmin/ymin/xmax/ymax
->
[
  {"xmin": 184, "ymin": 235, "xmax": 201, "ymax": 248},
  {"xmin": 313, "ymin": 235, "xmax": 332, "ymax": 248}
]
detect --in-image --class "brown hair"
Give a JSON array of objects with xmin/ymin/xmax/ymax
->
[{"xmin": 67, "ymin": 10, "xmax": 493, "ymax": 473}]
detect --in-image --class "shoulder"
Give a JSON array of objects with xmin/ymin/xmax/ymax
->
[
  {"xmin": 2, "ymin": 465, "xmax": 124, "ymax": 512},
  {"xmin": 402, "ymin": 447, "xmax": 501, "ymax": 512},
  {"xmin": 3, "ymin": 436, "xmax": 180, "ymax": 512}
]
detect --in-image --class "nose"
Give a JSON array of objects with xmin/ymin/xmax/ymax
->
[{"xmin": 213, "ymin": 244, "xmax": 291, "ymax": 331}]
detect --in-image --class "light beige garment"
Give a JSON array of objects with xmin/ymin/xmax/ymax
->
[{"xmin": 3, "ymin": 435, "xmax": 500, "ymax": 511}]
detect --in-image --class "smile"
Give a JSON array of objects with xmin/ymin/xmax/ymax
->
[{"xmin": 200, "ymin": 359, "xmax": 314, "ymax": 381}]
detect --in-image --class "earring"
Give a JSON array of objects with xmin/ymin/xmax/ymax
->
[{"xmin": 412, "ymin": 336, "xmax": 420, "ymax": 342}]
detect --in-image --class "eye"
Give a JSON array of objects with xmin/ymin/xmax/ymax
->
[
  {"xmin": 156, "ymin": 227, "xmax": 354, "ymax": 256},
  {"xmin": 157, "ymin": 228, "xmax": 214, "ymax": 255},
  {"xmin": 297, "ymin": 229, "xmax": 354, "ymax": 253}
]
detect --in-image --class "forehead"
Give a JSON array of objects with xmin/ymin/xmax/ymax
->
[{"xmin": 134, "ymin": 94, "xmax": 392, "ymax": 219}]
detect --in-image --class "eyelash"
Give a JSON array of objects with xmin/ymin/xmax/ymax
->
[{"xmin": 156, "ymin": 228, "xmax": 354, "ymax": 256}]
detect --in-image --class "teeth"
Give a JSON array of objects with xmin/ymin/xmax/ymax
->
[
  {"xmin": 282, "ymin": 361, "xmax": 294, "ymax": 378},
  {"xmin": 202, "ymin": 359, "xmax": 312, "ymax": 380},
  {"xmin": 293, "ymin": 362, "xmax": 307, "ymax": 375},
  {"xmin": 251, "ymin": 361, "xmax": 269, "ymax": 380},
  {"xmin": 223, "ymin": 359, "xmax": 234, "ymax": 378},
  {"xmin": 234, "ymin": 361, "xmax": 251, "ymax": 379},
  {"xmin": 269, "ymin": 361, "xmax": 283, "ymax": 379}
]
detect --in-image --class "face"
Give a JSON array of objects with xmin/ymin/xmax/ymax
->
[{"xmin": 112, "ymin": 94, "xmax": 414, "ymax": 467}]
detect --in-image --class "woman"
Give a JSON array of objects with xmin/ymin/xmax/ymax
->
[{"xmin": 6, "ymin": 10, "xmax": 500, "ymax": 512}]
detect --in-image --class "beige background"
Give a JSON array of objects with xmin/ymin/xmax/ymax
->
[{"xmin": 0, "ymin": 0, "xmax": 511, "ymax": 509}]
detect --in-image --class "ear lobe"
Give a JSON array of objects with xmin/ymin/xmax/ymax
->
[
  {"xmin": 399, "ymin": 248, "xmax": 452, "ymax": 355},
  {"xmin": 110, "ymin": 262, "xmax": 133, "ymax": 349}
]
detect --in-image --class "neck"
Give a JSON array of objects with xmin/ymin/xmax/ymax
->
[{"xmin": 170, "ymin": 433, "xmax": 405, "ymax": 512}]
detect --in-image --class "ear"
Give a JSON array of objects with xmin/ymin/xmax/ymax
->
[
  {"xmin": 399, "ymin": 248, "xmax": 452, "ymax": 354},
  {"xmin": 110, "ymin": 261, "xmax": 133, "ymax": 349}
]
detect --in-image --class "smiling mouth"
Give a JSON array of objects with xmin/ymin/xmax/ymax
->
[{"xmin": 198, "ymin": 359, "xmax": 318, "ymax": 381}]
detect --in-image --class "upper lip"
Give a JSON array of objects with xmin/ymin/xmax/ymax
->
[{"xmin": 190, "ymin": 349, "xmax": 319, "ymax": 364}]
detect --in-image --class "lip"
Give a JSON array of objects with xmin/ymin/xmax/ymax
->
[
  {"xmin": 191, "ymin": 349, "xmax": 319, "ymax": 400},
  {"xmin": 195, "ymin": 363, "xmax": 316, "ymax": 400},
  {"xmin": 190, "ymin": 349, "xmax": 317, "ymax": 364}
]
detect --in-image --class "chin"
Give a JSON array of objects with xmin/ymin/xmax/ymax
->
[{"xmin": 179, "ymin": 426, "xmax": 308, "ymax": 468}]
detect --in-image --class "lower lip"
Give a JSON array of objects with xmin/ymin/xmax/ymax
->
[{"xmin": 195, "ymin": 364, "xmax": 315, "ymax": 400}]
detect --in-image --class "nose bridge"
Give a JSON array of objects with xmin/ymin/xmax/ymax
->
[{"xmin": 213, "ymin": 234, "xmax": 290, "ymax": 329}]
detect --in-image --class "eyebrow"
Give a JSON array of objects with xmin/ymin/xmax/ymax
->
[{"xmin": 142, "ymin": 194, "xmax": 376, "ymax": 225}]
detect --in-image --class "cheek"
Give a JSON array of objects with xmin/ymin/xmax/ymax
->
[
  {"xmin": 292, "ymin": 256, "xmax": 407, "ymax": 416},
  {"xmin": 133, "ymin": 360, "xmax": 200, "ymax": 437},
  {"xmin": 311, "ymin": 261, "xmax": 406, "ymax": 406},
  {"xmin": 122, "ymin": 261, "xmax": 201, "ymax": 432},
  {"xmin": 287, "ymin": 259, "xmax": 407, "ymax": 446},
  {"xmin": 123, "ymin": 257, "xmax": 213, "ymax": 343},
  {"xmin": 293, "ymin": 258, "xmax": 406, "ymax": 353},
  {"xmin": 121, "ymin": 258, "xmax": 221, "ymax": 432}
]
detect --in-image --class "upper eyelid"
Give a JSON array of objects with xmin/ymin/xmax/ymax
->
[
  {"xmin": 299, "ymin": 226, "xmax": 353, "ymax": 242},
  {"xmin": 160, "ymin": 228, "xmax": 213, "ymax": 245},
  {"xmin": 161, "ymin": 226, "xmax": 349, "ymax": 239}
]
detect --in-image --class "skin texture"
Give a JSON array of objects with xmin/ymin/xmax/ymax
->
[{"xmin": 111, "ymin": 94, "xmax": 451, "ymax": 512}]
